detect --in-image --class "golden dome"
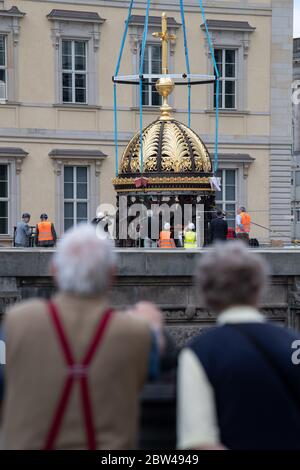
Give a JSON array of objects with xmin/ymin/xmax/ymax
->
[{"xmin": 120, "ymin": 119, "xmax": 212, "ymax": 175}]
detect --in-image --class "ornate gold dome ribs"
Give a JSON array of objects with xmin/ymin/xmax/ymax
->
[
  {"xmin": 180, "ymin": 123, "xmax": 212, "ymax": 173},
  {"xmin": 120, "ymin": 119, "xmax": 212, "ymax": 175},
  {"xmin": 161, "ymin": 122, "xmax": 190, "ymax": 172}
]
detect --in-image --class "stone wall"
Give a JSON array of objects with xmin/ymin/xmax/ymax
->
[{"xmin": 1, "ymin": 248, "xmax": 300, "ymax": 345}]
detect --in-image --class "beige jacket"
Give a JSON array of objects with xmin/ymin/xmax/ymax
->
[{"xmin": 2, "ymin": 293, "xmax": 152, "ymax": 450}]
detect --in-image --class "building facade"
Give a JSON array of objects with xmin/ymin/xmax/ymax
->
[
  {"xmin": 0, "ymin": 0, "xmax": 294, "ymax": 245},
  {"xmin": 292, "ymin": 36, "xmax": 300, "ymax": 239}
]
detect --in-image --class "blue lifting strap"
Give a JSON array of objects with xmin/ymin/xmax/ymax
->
[
  {"xmin": 198, "ymin": 0, "xmax": 220, "ymax": 173},
  {"xmin": 138, "ymin": 0, "xmax": 151, "ymax": 173},
  {"xmin": 179, "ymin": 0, "xmax": 192, "ymax": 128},
  {"xmin": 113, "ymin": 0, "xmax": 135, "ymax": 176}
]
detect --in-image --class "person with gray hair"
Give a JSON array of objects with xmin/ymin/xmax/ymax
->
[
  {"xmin": 236, "ymin": 206, "xmax": 251, "ymax": 243},
  {"xmin": 177, "ymin": 242, "xmax": 300, "ymax": 450},
  {"xmin": 2, "ymin": 224, "xmax": 164, "ymax": 450}
]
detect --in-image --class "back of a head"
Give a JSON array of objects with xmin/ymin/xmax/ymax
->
[
  {"xmin": 216, "ymin": 210, "xmax": 223, "ymax": 218},
  {"xmin": 164, "ymin": 222, "xmax": 171, "ymax": 231},
  {"xmin": 195, "ymin": 241, "xmax": 268, "ymax": 313},
  {"xmin": 52, "ymin": 224, "xmax": 116, "ymax": 297},
  {"xmin": 240, "ymin": 206, "xmax": 246, "ymax": 213},
  {"xmin": 40, "ymin": 213, "xmax": 48, "ymax": 220},
  {"xmin": 188, "ymin": 222, "xmax": 195, "ymax": 231}
]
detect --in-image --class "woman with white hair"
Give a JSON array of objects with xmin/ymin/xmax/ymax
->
[
  {"xmin": 177, "ymin": 242, "xmax": 300, "ymax": 450},
  {"xmin": 2, "ymin": 224, "xmax": 163, "ymax": 450}
]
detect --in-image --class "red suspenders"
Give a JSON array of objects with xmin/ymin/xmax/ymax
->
[{"xmin": 43, "ymin": 301, "xmax": 114, "ymax": 450}]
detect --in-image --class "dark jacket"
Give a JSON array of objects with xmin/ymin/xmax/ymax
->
[
  {"xmin": 210, "ymin": 217, "xmax": 228, "ymax": 243},
  {"xmin": 190, "ymin": 322, "xmax": 300, "ymax": 449}
]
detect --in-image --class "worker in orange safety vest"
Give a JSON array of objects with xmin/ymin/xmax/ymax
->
[
  {"xmin": 159, "ymin": 223, "xmax": 176, "ymax": 249},
  {"xmin": 35, "ymin": 213, "xmax": 57, "ymax": 247},
  {"xmin": 236, "ymin": 207, "xmax": 251, "ymax": 243}
]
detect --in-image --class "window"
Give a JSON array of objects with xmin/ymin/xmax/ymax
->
[
  {"xmin": 0, "ymin": 164, "xmax": 9, "ymax": 234},
  {"xmin": 141, "ymin": 44, "xmax": 162, "ymax": 106},
  {"xmin": 62, "ymin": 40, "xmax": 87, "ymax": 104},
  {"xmin": 128, "ymin": 16, "xmax": 179, "ymax": 108},
  {"xmin": 64, "ymin": 166, "xmax": 89, "ymax": 231},
  {"xmin": 295, "ymin": 210, "xmax": 300, "ymax": 223},
  {"xmin": 292, "ymin": 209, "xmax": 300, "ymax": 223},
  {"xmin": 0, "ymin": 35, "xmax": 7, "ymax": 100},
  {"xmin": 214, "ymin": 49, "xmax": 237, "ymax": 109},
  {"xmin": 48, "ymin": 11, "xmax": 104, "ymax": 106},
  {"xmin": 215, "ymin": 169, "xmax": 237, "ymax": 228}
]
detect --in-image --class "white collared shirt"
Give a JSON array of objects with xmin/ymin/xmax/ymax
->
[
  {"xmin": 236, "ymin": 214, "xmax": 242, "ymax": 229},
  {"xmin": 177, "ymin": 307, "xmax": 265, "ymax": 449}
]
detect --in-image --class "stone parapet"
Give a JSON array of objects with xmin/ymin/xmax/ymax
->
[{"xmin": 0, "ymin": 249, "xmax": 300, "ymax": 344}]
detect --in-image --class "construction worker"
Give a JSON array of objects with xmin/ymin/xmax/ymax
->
[
  {"xmin": 236, "ymin": 206, "xmax": 251, "ymax": 243},
  {"xmin": 35, "ymin": 213, "xmax": 57, "ymax": 247},
  {"xmin": 14, "ymin": 213, "xmax": 32, "ymax": 247},
  {"xmin": 184, "ymin": 222, "xmax": 197, "ymax": 249},
  {"xmin": 159, "ymin": 223, "xmax": 176, "ymax": 248}
]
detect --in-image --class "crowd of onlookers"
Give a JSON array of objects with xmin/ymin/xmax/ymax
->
[{"xmin": 0, "ymin": 223, "xmax": 300, "ymax": 449}]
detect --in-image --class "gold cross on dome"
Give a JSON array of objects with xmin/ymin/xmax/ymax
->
[{"xmin": 152, "ymin": 12, "xmax": 176, "ymax": 74}]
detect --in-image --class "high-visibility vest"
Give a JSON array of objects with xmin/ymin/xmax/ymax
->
[
  {"xmin": 236, "ymin": 212, "xmax": 251, "ymax": 234},
  {"xmin": 159, "ymin": 231, "xmax": 175, "ymax": 249},
  {"xmin": 184, "ymin": 231, "xmax": 197, "ymax": 248},
  {"xmin": 37, "ymin": 221, "xmax": 53, "ymax": 242}
]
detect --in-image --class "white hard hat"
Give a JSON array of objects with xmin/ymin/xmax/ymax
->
[
  {"xmin": 164, "ymin": 222, "xmax": 171, "ymax": 230},
  {"xmin": 188, "ymin": 222, "xmax": 195, "ymax": 230}
]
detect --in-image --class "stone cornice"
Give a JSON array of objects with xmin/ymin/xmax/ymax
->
[
  {"xmin": 47, "ymin": 9, "xmax": 105, "ymax": 24},
  {"xmin": 49, "ymin": 148, "xmax": 108, "ymax": 176},
  {"xmin": 47, "ymin": 8, "xmax": 105, "ymax": 51},
  {"xmin": 213, "ymin": 153, "xmax": 255, "ymax": 163},
  {"xmin": 200, "ymin": 20, "xmax": 255, "ymax": 33},
  {"xmin": 49, "ymin": 148, "xmax": 107, "ymax": 158},
  {"xmin": 23, "ymin": 1, "xmax": 272, "ymax": 17},
  {"xmin": 0, "ymin": 147, "xmax": 28, "ymax": 173},
  {"xmin": 129, "ymin": 15, "xmax": 180, "ymax": 29},
  {"xmin": 0, "ymin": 6, "xmax": 25, "ymax": 18}
]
